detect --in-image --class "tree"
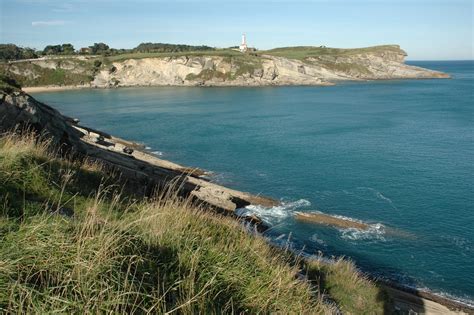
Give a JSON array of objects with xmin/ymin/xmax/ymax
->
[
  {"xmin": 89, "ymin": 43, "xmax": 110, "ymax": 55},
  {"xmin": 133, "ymin": 42, "xmax": 215, "ymax": 53},
  {"xmin": 61, "ymin": 43, "xmax": 75, "ymax": 55},
  {"xmin": 0, "ymin": 44, "xmax": 21, "ymax": 60},
  {"xmin": 21, "ymin": 48, "xmax": 38, "ymax": 59},
  {"xmin": 0, "ymin": 44, "xmax": 38, "ymax": 61},
  {"xmin": 42, "ymin": 45, "xmax": 62, "ymax": 55}
]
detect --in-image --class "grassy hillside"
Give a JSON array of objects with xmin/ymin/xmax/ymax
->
[
  {"xmin": 106, "ymin": 49, "xmax": 243, "ymax": 62},
  {"xmin": 0, "ymin": 131, "xmax": 389, "ymax": 313},
  {"xmin": 0, "ymin": 59, "xmax": 93, "ymax": 87},
  {"xmin": 261, "ymin": 45, "xmax": 403, "ymax": 60}
]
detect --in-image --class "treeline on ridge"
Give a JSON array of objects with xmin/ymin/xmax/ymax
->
[
  {"xmin": 133, "ymin": 42, "xmax": 215, "ymax": 53},
  {"xmin": 0, "ymin": 42, "xmax": 216, "ymax": 61}
]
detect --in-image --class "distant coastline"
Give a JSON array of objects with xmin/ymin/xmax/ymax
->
[{"xmin": 5, "ymin": 45, "xmax": 449, "ymax": 91}]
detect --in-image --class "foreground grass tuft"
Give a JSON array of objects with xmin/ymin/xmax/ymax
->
[
  {"xmin": 0, "ymin": 133, "xmax": 335, "ymax": 313},
  {"xmin": 306, "ymin": 257, "xmax": 389, "ymax": 314},
  {"xmin": 0, "ymin": 132, "xmax": 388, "ymax": 313}
]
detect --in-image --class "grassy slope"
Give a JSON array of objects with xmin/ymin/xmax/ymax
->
[
  {"xmin": 260, "ymin": 45, "xmax": 402, "ymax": 60},
  {"xmin": 0, "ymin": 59, "xmax": 93, "ymax": 87},
  {"xmin": 105, "ymin": 49, "xmax": 242, "ymax": 62},
  {"xmin": 0, "ymin": 132, "xmax": 390, "ymax": 314}
]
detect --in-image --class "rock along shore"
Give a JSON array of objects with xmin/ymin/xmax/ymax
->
[{"xmin": 0, "ymin": 88, "xmax": 277, "ymax": 227}]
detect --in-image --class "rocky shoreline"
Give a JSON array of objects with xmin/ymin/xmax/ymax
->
[
  {"xmin": 1, "ymin": 86, "xmax": 472, "ymax": 314},
  {"xmin": 0, "ymin": 88, "xmax": 277, "ymax": 226}
]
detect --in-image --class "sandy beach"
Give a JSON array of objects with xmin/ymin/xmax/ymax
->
[{"xmin": 23, "ymin": 85, "xmax": 91, "ymax": 93}]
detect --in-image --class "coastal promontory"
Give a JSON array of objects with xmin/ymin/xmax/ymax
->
[{"xmin": 2, "ymin": 45, "xmax": 449, "ymax": 90}]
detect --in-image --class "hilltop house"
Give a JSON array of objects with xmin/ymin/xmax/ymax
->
[{"xmin": 79, "ymin": 47, "xmax": 91, "ymax": 54}]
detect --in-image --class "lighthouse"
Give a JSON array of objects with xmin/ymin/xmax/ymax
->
[{"xmin": 239, "ymin": 33, "xmax": 248, "ymax": 52}]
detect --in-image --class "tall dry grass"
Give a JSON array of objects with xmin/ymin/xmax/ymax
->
[{"xmin": 1, "ymin": 132, "xmax": 339, "ymax": 314}]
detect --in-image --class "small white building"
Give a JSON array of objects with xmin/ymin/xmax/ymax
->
[{"xmin": 239, "ymin": 33, "xmax": 248, "ymax": 52}]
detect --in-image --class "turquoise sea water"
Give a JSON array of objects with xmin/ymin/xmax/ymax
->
[{"xmin": 33, "ymin": 61, "xmax": 474, "ymax": 303}]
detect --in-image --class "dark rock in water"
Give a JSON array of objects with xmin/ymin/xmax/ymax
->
[{"xmin": 123, "ymin": 147, "xmax": 134, "ymax": 154}]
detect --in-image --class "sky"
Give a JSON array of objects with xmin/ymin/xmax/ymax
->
[{"xmin": 0, "ymin": 0, "xmax": 472, "ymax": 60}]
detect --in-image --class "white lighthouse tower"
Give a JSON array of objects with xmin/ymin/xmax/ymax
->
[{"xmin": 239, "ymin": 33, "xmax": 248, "ymax": 52}]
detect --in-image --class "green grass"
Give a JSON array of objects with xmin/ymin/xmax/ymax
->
[
  {"xmin": 0, "ymin": 60, "xmax": 93, "ymax": 87},
  {"xmin": 0, "ymin": 132, "xmax": 330, "ymax": 313},
  {"xmin": 261, "ymin": 45, "xmax": 403, "ymax": 60},
  {"xmin": 305, "ymin": 257, "xmax": 390, "ymax": 314},
  {"xmin": 105, "ymin": 49, "xmax": 243, "ymax": 62},
  {"xmin": 0, "ymin": 131, "xmax": 393, "ymax": 313}
]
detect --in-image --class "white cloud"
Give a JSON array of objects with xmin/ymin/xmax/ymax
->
[
  {"xmin": 31, "ymin": 20, "xmax": 67, "ymax": 27},
  {"xmin": 52, "ymin": 3, "xmax": 75, "ymax": 13}
]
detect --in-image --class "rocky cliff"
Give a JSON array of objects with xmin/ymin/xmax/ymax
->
[{"xmin": 1, "ymin": 45, "xmax": 449, "ymax": 88}]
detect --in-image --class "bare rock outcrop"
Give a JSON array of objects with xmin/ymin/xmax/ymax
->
[{"xmin": 0, "ymin": 90, "xmax": 88, "ymax": 152}]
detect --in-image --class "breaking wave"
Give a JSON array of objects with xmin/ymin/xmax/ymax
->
[
  {"xmin": 236, "ymin": 199, "xmax": 311, "ymax": 224},
  {"xmin": 339, "ymin": 223, "xmax": 386, "ymax": 241}
]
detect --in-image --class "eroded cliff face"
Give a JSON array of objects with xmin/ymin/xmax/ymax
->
[
  {"xmin": 2, "ymin": 45, "xmax": 449, "ymax": 88},
  {"xmin": 91, "ymin": 47, "xmax": 448, "ymax": 87},
  {"xmin": 304, "ymin": 48, "xmax": 447, "ymax": 80},
  {"xmin": 91, "ymin": 55, "xmax": 329, "ymax": 87}
]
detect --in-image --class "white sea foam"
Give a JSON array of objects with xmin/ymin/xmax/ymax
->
[
  {"xmin": 145, "ymin": 146, "xmax": 152, "ymax": 150},
  {"xmin": 339, "ymin": 223, "xmax": 386, "ymax": 242},
  {"xmin": 236, "ymin": 198, "xmax": 311, "ymax": 224},
  {"xmin": 332, "ymin": 214, "xmax": 367, "ymax": 224},
  {"xmin": 151, "ymin": 151, "xmax": 163, "ymax": 156}
]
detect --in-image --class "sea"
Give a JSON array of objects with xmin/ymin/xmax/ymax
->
[{"xmin": 32, "ymin": 61, "xmax": 474, "ymax": 304}]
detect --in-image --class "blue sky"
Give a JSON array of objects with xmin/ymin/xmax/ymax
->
[{"xmin": 1, "ymin": 0, "xmax": 472, "ymax": 60}]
